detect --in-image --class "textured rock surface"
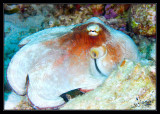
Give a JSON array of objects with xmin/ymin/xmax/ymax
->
[
  {"xmin": 61, "ymin": 59, "xmax": 156, "ymax": 110},
  {"xmin": 130, "ymin": 4, "xmax": 156, "ymax": 36}
]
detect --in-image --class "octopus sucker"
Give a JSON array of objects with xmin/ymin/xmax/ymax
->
[{"xmin": 7, "ymin": 17, "xmax": 139, "ymax": 109}]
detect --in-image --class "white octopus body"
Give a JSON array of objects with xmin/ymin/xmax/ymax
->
[{"xmin": 7, "ymin": 17, "xmax": 139, "ymax": 109}]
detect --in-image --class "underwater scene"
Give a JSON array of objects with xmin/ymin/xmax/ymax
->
[{"xmin": 4, "ymin": 4, "xmax": 156, "ymax": 110}]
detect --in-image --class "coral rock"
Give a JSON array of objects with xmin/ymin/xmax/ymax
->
[
  {"xmin": 130, "ymin": 4, "xmax": 156, "ymax": 36},
  {"xmin": 104, "ymin": 4, "xmax": 130, "ymax": 19}
]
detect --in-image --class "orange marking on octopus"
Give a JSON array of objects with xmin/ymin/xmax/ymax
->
[
  {"xmin": 42, "ymin": 40, "xmax": 55, "ymax": 47},
  {"xmin": 79, "ymin": 88, "xmax": 94, "ymax": 93},
  {"xmin": 120, "ymin": 60, "xmax": 126, "ymax": 67},
  {"xmin": 42, "ymin": 22, "xmax": 111, "ymax": 66},
  {"xmin": 59, "ymin": 22, "xmax": 111, "ymax": 59},
  {"xmin": 53, "ymin": 54, "xmax": 69, "ymax": 67},
  {"xmin": 105, "ymin": 43, "xmax": 122, "ymax": 63}
]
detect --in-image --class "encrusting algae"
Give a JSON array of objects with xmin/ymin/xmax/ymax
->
[{"xmin": 61, "ymin": 59, "xmax": 156, "ymax": 110}]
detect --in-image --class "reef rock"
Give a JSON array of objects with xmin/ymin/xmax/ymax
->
[
  {"xmin": 61, "ymin": 59, "xmax": 156, "ymax": 110},
  {"xmin": 6, "ymin": 17, "xmax": 139, "ymax": 109},
  {"xmin": 130, "ymin": 4, "xmax": 156, "ymax": 36},
  {"xmin": 104, "ymin": 4, "xmax": 130, "ymax": 19}
]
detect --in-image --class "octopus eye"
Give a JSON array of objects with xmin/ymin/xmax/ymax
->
[
  {"xmin": 90, "ymin": 46, "xmax": 107, "ymax": 59},
  {"xmin": 90, "ymin": 49, "xmax": 99, "ymax": 59},
  {"xmin": 87, "ymin": 24, "xmax": 101, "ymax": 36}
]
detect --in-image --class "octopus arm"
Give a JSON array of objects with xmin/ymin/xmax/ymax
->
[
  {"xmin": 27, "ymin": 84, "xmax": 65, "ymax": 109},
  {"xmin": 26, "ymin": 56, "xmax": 72, "ymax": 108},
  {"xmin": 7, "ymin": 43, "xmax": 51, "ymax": 95},
  {"xmin": 7, "ymin": 25, "xmax": 76, "ymax": 95}
]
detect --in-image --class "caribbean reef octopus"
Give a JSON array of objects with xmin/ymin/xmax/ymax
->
[{"xmin": 7, "ymin": 17, "xmax": 139, "ymax": 109}]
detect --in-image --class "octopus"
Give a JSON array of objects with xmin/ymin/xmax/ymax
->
[{"xmin": 7, "ymin": 17, "xmax": 139, "ymax": 109}]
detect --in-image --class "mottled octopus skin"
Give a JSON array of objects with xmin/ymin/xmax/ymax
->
[{"xmin": 7, "ymin": 17, "xmax": 139, "ymax": 109}]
